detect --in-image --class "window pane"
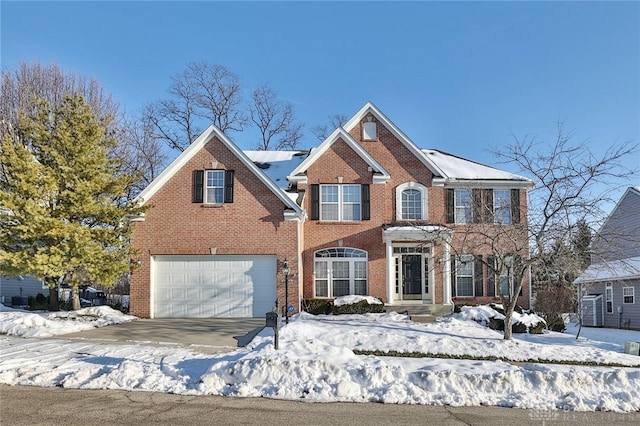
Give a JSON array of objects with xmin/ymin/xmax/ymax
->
[
  {"xmin": 316, "ymin": 280, "xmax": 328, "ymax": 297},
  {"xmin": 206, "ymin": 171, "xmax": 224, "ymax": 203},
  {"xmin": 321, "ymin": 204, "xmax": 339, "ymax": 221},
  {"xmin": 355, "ymin": 280, "xmax": 367, "ymax": 295},
  {"xmin": 456, "ymin": 255, "xmax": 474, "ymax": 297},
  {"xmin": 494, "ymin": 190, "xmax": 511, "ymax": 224},
  {"xmin": 342, "ymin": 203, "xmax": 361, "ymax": 221},
  {"xmin": 402, "ymin": 189, "xmax": 422, "ymax": 220},
  {"xmin": 457, "ymin": 277, "xmax": 473, "ymax": 297},
  {"xmin": 315, "ymin": 261, "xmax": 328, "ymax": 297},
  {"xmin": 342, "ymin": 185, "xmax": 361, "ymax": 221},
  {"xmin": 623, "ymin": 287, "xmax": 634, "ymax": 304},
  {"xmin": 333, "ymin": 261, "xmax": 349, "ymax": 278},
  {"xmin": 332, "ymin": 261, "xmax": 350, "ymax": 296},
  {"xmin": 333, "ymin": 280, "xmax": 350, "ymax": 297},
  {"xmin": 342, "ymin": 185, "xmax": 361, "ymax": 202},
  {"xmin": 455, "ymin": 189, "xmax": 472, "ymax": 223},
  {"xmin": 321, "ymin": 185, "xmax": 338, "ymax": 202}
]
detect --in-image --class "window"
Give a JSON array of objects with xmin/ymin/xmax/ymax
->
[
  {"xmin": 310, "ymin": 184, "xmax": 370, "ymax": 221},
  {"xmin": 446, "ymin": 188, "xmax": 521, "ymax": 224},
  {"xmin": 206, "ymin": 170, "xmax": 225, "ymax": 204},
  {"xmin": 455, "ymin": 189, "xmax": 472, "ymax": 224},
  {"xmin": 623, "ymin": 287, "xmax": 635, "ymax": 304},
  {"xmin": 396, "ymin": 183, "xmax": 428, "ymax": 221},
  {"xmin": 454, "ymin": 255, "xmax": 474, "ymax": 297},
  {"xmin": 363, "ymin": 121, "xmax": 377, "ymax": 140},
  {"xmin": 192, "ymin": 169, "xmax": 234, "ymax": 204},
  {"xmin": 320, "ymin": 185, "xmax": 361, "ymax": 221},
  {"xmin": 494, "ymin": 190, "xmax": 512, "ymax": 224},
  {"xmin": 314, "ymin": 248, "xmax": 368, "ymax": 298},
  {"xmin": 605, "ymin": 283, "xmax": 613, "ymax": 313}
]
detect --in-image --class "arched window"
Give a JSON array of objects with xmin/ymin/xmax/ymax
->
[
  {"xmin": 396, "ymin": 182, "xmax": 428, "ymax": 220},
  {"xmin": 314, "ymin": 248, "xmax": 368, "ymax": 298}
]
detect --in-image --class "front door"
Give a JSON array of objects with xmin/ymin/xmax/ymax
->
[{"xmin": 402, "ymin": 254, "xmax": 422, "ymax": 300}]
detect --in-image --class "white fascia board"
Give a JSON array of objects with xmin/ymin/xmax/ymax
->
[
  {"xmin": 441, "ymin": 179, "xmax": 535, "ymax": 189},
  {"xmin": 134, "ymin": 125, "xmax": 218, "ymax": 206},
  {"xmin": 287, "ymin": 127, "xmax": 390, "ymax": 184},
  {"xmin": 344, "ymin": 102, "xmax": 448, "ymax": 179},
  {"xmin": 134, "ymin": 125, "xmax": 304, "ymax": 219}
]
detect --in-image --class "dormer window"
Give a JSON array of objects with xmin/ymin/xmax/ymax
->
[{"xmin": 363, "ymin": 121, "xmax": 377, "ymax": 140}]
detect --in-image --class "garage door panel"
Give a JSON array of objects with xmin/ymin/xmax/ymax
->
[{"xmin": 153, "ymin": 255, "xmax": 276, "ymax": 318}]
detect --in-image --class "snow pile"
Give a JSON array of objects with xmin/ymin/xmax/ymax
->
[
  {"xmin": 0, "ymin": 305, "xmax": 137, "ymax": 337},
  {"xmin": 333, "ymin": 295, "xmax": 383, "ymax": 306},
  {"xmin": 1, "ymin": 305, "xmax": 640, "ymax": 412},
  {"xmin": 456, "ymin": 304, "xmax": 545, "ymax": 329}
]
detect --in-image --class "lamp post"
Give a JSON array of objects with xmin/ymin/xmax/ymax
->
[{"xmin": 282, "ymin": 258, "xmax": 290, "ymax": 324}]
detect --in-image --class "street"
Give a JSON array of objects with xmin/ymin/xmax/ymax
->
[{"xmin": 1, "ymin": 385, "xmax": 638, "ymax": 426}]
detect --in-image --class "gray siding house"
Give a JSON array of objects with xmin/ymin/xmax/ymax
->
[
  {"xmin": 575, "ymin": 187, "xmax": 640, "ymax": 330},
  {"xmin": 0, "ymin": 275, "xmax": 47, "ymax": 306}
]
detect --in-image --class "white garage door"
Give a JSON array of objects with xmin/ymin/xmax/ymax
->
[{"xmin": 153, "ymin": 255, "xmax": 277, "ymax": 318}]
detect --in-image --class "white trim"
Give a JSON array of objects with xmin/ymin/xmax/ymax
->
[
  {"xmin": 134, "ymin": 125, "xmax": 304, "ymax": 221},
  {"xmin": 382, "ymin": 225, "xmax": 452, "ymax": 243},
  {"xmin": 288, "ymin": 127, "xmax": 390, "ymax": 184},
  {"xmin": 434, "ymin": 178, "xmax": 533, "ymax": 189},
  {"xmin": 396, "ymin": 182, "xmax": 428, "ymax": 221}
]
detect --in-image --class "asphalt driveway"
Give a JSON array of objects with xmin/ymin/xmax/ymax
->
[{"xmin": 55, "ymin": 318, "xmax": 266, "ymax": 353}]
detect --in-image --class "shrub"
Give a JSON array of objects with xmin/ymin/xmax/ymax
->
[
  {"xmin": 302, "ymin": 298, "xmax": 385, "ymax": 315},
  {"xmin": 302, "ymin": 299, "xmax": 333, "ymax": 315},
  {"xmin": 534, "ymin": 285, "xmax": 574, "ymax": 332},
  {"xmin": 28, "ymin": 293, "xmax": 49, "ymax": 310},
  {"xmin": 332, "ymin": 298, "xmax": 385, "ymax": 315}
]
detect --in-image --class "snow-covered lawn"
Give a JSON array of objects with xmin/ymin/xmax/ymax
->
[{"xmin": 1, "ymin": 303, "xmax": 639, "ymax": 412}]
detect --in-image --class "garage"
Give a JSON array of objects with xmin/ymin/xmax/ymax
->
[{"xmin": 152, "ymin": 255, "xmax": 277, "ymax": 318}]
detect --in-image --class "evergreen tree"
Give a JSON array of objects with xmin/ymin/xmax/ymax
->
[{"xmin": 0, "ymin": 95, "xmax": 147, "ymax": 310}]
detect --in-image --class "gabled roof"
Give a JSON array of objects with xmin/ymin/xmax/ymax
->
[
  {"xmin": 134, "ymin": 125, "xmax": 304, "ymax": 221},
  {"xmin": 598, "ymin": 186, "xmax": 640, "ymax": 232},
  {"xmin": 423, "ymin": 149, "xmax": 533, "ymax": 187},
  {"xmin": 288, "ymin": 126, "xmax": 390, "ymax": 184},
  {"xmin": 574, "ymin": 256, "xmax": 640, "ymax": 283},
  {"xmin": 342, "ymin": 102, "xmax": 448, "ymax": 178}
]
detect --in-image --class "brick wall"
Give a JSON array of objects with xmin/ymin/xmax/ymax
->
[{"xmin": 130, "ymin": 136, "xmax": 299, "ymax": 318}]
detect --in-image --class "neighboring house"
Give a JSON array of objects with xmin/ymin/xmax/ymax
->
[
  {"xmin": 0, "ymin": 275, "xmax": 47, "ymax": 306},
  {"xmin": 575, "ymin": 187, "xmax": 640, "ymax": 329},
  {"xmin": 130, "ymin": 102, "xmax": 533, "ymax": 318}
]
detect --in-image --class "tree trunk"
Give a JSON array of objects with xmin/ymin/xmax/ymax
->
[
  {"xmin": 48, "ymin": 286, "xmax": 59, "ymax": 311},
  {"xmin": 71, "ymin": 286, "xmax": 81, "ymax": 311},
  {"xmin": 503, "ymin": 309, "xmax": 513, "ymax": 340}
]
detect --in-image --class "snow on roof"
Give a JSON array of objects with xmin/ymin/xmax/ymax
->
[
  {"xmin": 422, "ymin": 149, "xmax": 531, "ymax": 182},
  {"xmin": 244, "ymin": 150, "xmax": 308, "ymax": 190},
  {"xmin": 574, "ymin": 256, "xmax": 640, "ymax": 284}
]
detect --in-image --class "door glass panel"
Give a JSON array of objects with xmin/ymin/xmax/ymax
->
[
  {"xmin": 332, "ymin": 261, "xmax": 350, "ymax": 297},
  {"xmin": 402, "ymin": 255, "xmax": 422, "ymax": 299}
]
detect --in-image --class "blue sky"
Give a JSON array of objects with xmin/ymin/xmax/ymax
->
[{"xmin": 2, "ymin": 1, "xmax": 639, "ymax": 192}]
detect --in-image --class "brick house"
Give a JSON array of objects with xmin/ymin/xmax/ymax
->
[{"xmin": 130, "ymin": 102, "xmax": 533, "ymax": 318}]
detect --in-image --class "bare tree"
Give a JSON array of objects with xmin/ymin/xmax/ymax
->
[
  {"xmin": 112, "ymin": 113, "xmax": 169, "ymax": 199},
  {"xmin": 187, "ymin": 62, "xmax": 246, "ymax": 133},
  {"xmin": 1, "ymin": 62, "xmax": 118, "ymax": 137},
  {"xmin": 144, "ymin": 62, "xmax": 246, "ymax": 152},
  {"xmin": 448, "ymin": 124, "xmax": 637, "ymax": 340},
  {"xmin": 310, "ymin": 113, "xmax": 348, "ymax": 141},
  {"xmin": 250, "ymin": 84, "xmax": 303, "ymax": 151}
]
